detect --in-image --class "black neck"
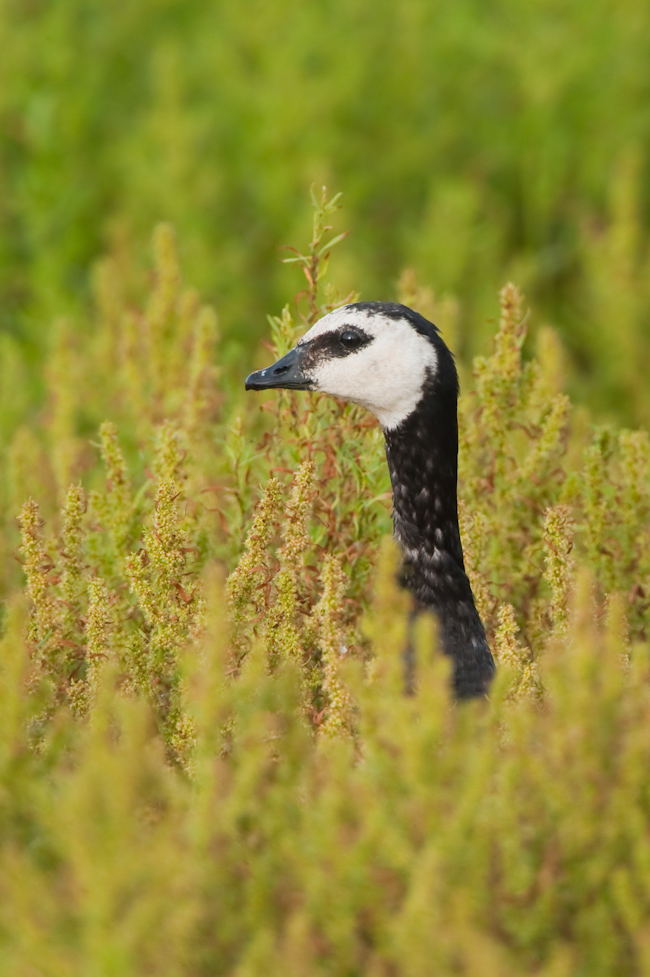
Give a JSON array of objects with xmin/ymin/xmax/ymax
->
[{"xmin": 384, "ymin": 389, "xmax": 494, "ymax": 698}]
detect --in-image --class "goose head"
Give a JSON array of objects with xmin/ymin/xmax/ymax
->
[{"xmin": 245, "ymin": 302, "xmax": 458, "ymax": 431}]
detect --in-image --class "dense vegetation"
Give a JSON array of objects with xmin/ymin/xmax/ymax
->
[
  {"xmin": 1, "ymin": 0, "xmax": 650, "ymax": 421},
  {"xmin": 0, "ymin": 193, "xmax": 649, "ymax": 973},
  {"xmin": 2, "ymin": 2, "xmax": 650, "ymax": 972}
]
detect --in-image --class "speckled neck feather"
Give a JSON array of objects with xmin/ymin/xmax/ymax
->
[{"xmin": 384, "ymin": 369, "xmax": 495, "ymax": 699}]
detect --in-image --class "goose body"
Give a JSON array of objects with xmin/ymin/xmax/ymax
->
[{"xmin": 245, "ymin": 302, "xmax": 495, "ymax": 698}]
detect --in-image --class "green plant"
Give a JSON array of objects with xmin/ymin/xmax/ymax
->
[{"xmin": 2, "ymin": 198, "xmax": 650, "ymax": 974}]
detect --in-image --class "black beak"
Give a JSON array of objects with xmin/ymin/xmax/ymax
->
[{"xmin": 245, "ymin": 345, "xmax": 314, "ymax": 391}]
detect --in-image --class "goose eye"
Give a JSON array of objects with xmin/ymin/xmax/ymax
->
[{"xmin": 340, "ymin": 329, "xmax": 364, "ymax": 351}]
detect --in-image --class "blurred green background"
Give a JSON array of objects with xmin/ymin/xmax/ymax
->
[{"xmin": 1, "ymin": 0, "xmax": 649, "ymax": 421}]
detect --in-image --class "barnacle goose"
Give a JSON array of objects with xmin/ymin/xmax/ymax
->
[{"xmin": 245, "ymin": 302, "xmax": 495, "ymax": 699}]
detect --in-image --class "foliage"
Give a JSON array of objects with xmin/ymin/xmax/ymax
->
[
  {"xmin": 2, "ymin": 197, "xmax": 650, "ymax": 974},
  {"xmin": 1, "ymin": 0, "xmax": 650, "ymax": 422},
  {"xmin": 2, "ymin": 552, "xmax": 650, "ymax": 975}
]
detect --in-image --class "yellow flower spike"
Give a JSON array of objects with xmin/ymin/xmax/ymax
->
[
  {"xmin": 517, "ymin": 393, "xmax": 570, "ymax": 486},
  {"xmin": 582, "ymin": 429, "xmax": 611, "ymax": 586},
  {"xmin": 543, "ymin": 504, "xmax": 575, "ymax": 637},
  {"xmin": 226, "ymin": 477, "xmax": 284, "ymax": 655},
  {"xmin": 457, "ymin": 500, "xmax": 492, "ymax": 627},
  {"xmin": 98, "ymin": 421, "xmax": 129, "ymax": 491},
  {"xmin": 474, "ymin": 282, "xmax": 525, "ymax": 413},
  {"xmin": 60, "ymin": 484, "xmax": 86, "ymax": 608},
  {"xmin": 261, "ymin": 462, "xmax": 316, "ymax": 671},
  {"xmin": 69, "ymin": 576, "xmax": 113, "ymax": 720},
  {"xmin": 153, "ymin": 421, "xmax": 185, "ymax": 484},
  {"xmin": 17, "ymin": 499, "xmax": 61, "ymax": 678},
  {"xmin": 91, "ymin": 421, "xmax": 136, "ymax": 561},
  {"xmin": 494, "ymin": 602, "xmax": 541, "ymax": 701},
  {"xmin": 124, "ymin": 551, "xmax": 158, "ymax": 628},
  {"xmin": 313, "ymin": 555, "xmax": 355, "ymax": 737}
]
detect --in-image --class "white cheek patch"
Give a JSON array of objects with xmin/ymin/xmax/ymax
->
[{"xmin": 300, "ymin": 308, "xmax": 438, "ymax": 430}]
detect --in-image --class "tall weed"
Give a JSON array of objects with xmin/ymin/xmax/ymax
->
[{"xmin": 1, "ymin": 199, "xmax": 650, "ymax": 973}]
